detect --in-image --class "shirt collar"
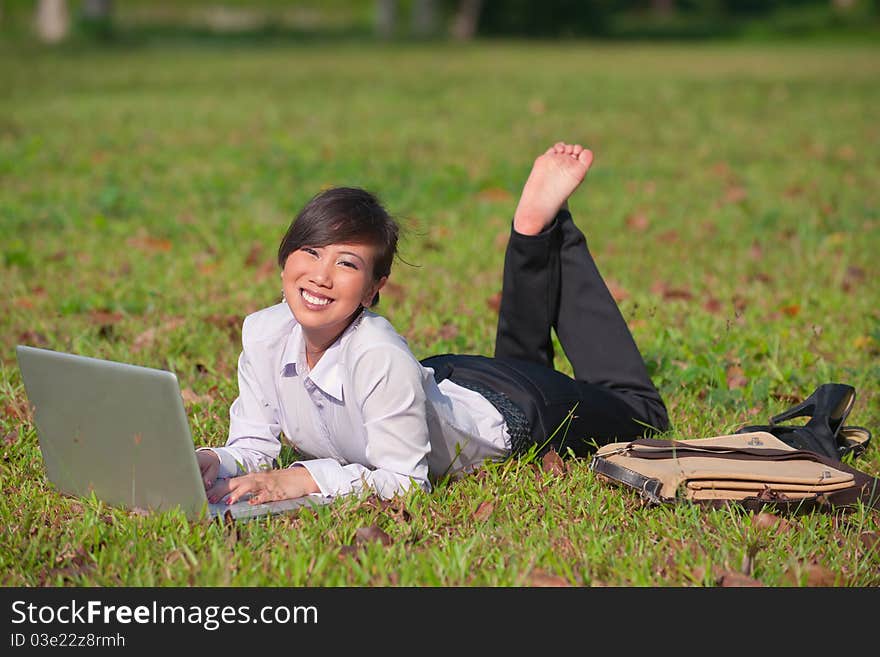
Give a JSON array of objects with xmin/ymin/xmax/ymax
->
[{"xmin": 279, "ymin": 313, "xmax": 365, "ymax": 403}]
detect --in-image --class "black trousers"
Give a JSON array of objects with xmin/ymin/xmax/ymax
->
[{"xmin": 421, "ymin": 209, "xmax": 669, "ymax": 457}]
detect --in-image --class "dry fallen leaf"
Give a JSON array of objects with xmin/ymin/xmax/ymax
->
[
  {"xmin": 752, "ymin": 512, "xmax": 792, "ymax": 531},
  {"xmin": 244, "ymin": 242, "xmax": 264, "ymax": 267},
  {"xmin": 477, "ymin": 187, "xmax": 513, "ymax": 203},
  {"xmin": 726, "ymin": 364, "xmax": 747, "ymax": 390},
  {"xmin": 605, "ymin": 279, "xmax": 629, "ymax": 302},
  {"xmin": 625, "ymin": 212, "xmax": 650, "ymax": 232},
  {"xmin": 527, "ymin": 568, "xmax": 570, "ymax": 587},
  {"xmin": 859, "ymin": 531, "xmax": 879, "ymax": 554},
  {"xmin": 798, "ymin": 561, "xmax": 838, "ymax": 587},
  {"xmin": 541, "ymin": 449, "xmax": 565, "ymax": 476},
  {"xmin": 717, "ymin": 571, "xmax": 763, "ymax": 587},
  {"xmin": 354, "ymin": 525, "xmax": 392, "ymax": 547},
  {"xmin": 472, "ymin": 500, "xmax": 494, "ymax": 522}
]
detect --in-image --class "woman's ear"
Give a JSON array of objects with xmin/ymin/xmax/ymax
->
[{"xmin": 364, "ymin": 276, "xmax": 388, "ymax": 307}]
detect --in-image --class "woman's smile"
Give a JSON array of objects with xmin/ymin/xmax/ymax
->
[
  {"xmin": 282, "ymin": 242, "xmax": 386, "ymax": 357},
  {"xmin": 300, "ymin": 289, "xmax": 333, "ymax": 308}
]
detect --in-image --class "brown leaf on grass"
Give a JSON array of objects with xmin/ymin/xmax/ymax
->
[
  {"xmin": 703, "ymin": 297, "xmax": 723, "ymax": 314},
  {"xmin": 528, "ymin": 98, "xmax": 546, "ymax": 115},
  {"xmin": 381, "ymin": 280, "xmax": 406, "ymax": 302},
  {"xmin": 717, "ymin": 571, "xmax": 763, "ymax": 587},
  {"xmin": 842, "ymin": 265, "xmax": 865, "ymax": 293},
  {"xmin": 752, "ymin": 512, "xmax": 792, "ymax": 531},
  {"xmin": 254, "ymin": 259, "xmax": 277, "ymax": 282},
  {"xmin": 89, "ymin": 310, "xmax": 123, "ymax": 326},
  {"xmin": 790, "ymin": 561, "xmax": 838, "ymax": 587},
  {"xmin": 657, "ymin": 229, "xmax": 679, "ymax": 243},
  {"xmin": 180, "ymin": 388, "xmax": 214, "ymax": 406},
  {"xmin": 4, "ymin": 394, "xmax": 33, "ymax": 423},
  {"xmin": 526, "ymin": 568, "xmax": 570, "ymax": 587},
  {"xmin": 472, "ymin": 501, "xmax": 494, "ymax": 522},
  {"xmin": 723, "ymin": 185, "xmax": 747, "ymax": 204},
  {"xmin": 494, "ymin": 229, "xmax": 509, "ymax": 250},
  {"xmin": 541, "ymin": 449, "xmax": 565, "ymax": 476},
  {"xmin": 749, "ymin": 241, "xmax": 763, "ymax": 260},
  {"xmin": 477, "ymin": 187, "xmax": 513, "ymax": 203},
  {"xmin": 625, "ymin": 212, "xmax": 650, "ymax": 232},
  {"xmin": 486, "ymin": 291, "xmax": 502, "ymax": 312},
  {"xmin": 18, "ymin": 330, "xmax": 49, "ymax": 347},
  {"xmin": 836, "ymin": 145, "xmax": 856, "ymax": 161},
  {"xmin": 771, "ymin": 391, "xmax": 802, "ymax": 405},
  {"xmin": 131, "ymin": 317, "xmax": 185, "ymax": 352},
  {"xmin": 859, "ymin": 531, "xmax": 879, "ymax": 554},
  {"xmin": 197, "ymin": 261, "xmax": 218, "ymax": 276},
  {"xmin": 605, "ymin": 279, "xmax": 629, "ymax": 302},
  {"xmin": 127, "ymin": 234, "xmax": 172, "ymax": 254},
  {"xmin": 244, "ymin": 242, "xmax": 264, "ymax": 267},
  {"xmin": 689, "ymin": 566, "xmax": 707, "ymax": 584},
  {"xmin": 338, "ymin": 545, "xmax": 359, "ymax": 559},
  {"xmin": 651, "ymin": 281, "xmax": 693, "ymax": 301},
  {"xmin": 711, "ymin": 162, "xmax": 732, "ymax": 179},
  {"xmin": 438, "ymin": 323, "xmax": 458, "ymax": 340},
  {"xmin": 726, "ymin": 364, "xmax": 747, "ymax": 390},
  {"xmin": 781, "ymin": 304, "xmax": 801, "ymax": 317},
  {"xmin": 354, "ymin": 525, "xmax": 392, "ymax": 547}
]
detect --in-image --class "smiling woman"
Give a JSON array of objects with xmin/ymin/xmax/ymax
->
[{"xmin": 195, "ymin": 142, "xmax": 669, "ymax": 507}]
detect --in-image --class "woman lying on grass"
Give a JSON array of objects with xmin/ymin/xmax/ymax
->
[{"xmin": 196, "ymin": 141, "xmax": 670, "ymax": 505}]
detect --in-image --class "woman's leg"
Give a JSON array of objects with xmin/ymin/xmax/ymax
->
[{"xmin": 493, "ymin": 143, "xmax": 669, "ymax": 452}]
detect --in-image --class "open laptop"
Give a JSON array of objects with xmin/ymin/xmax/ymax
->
[{"xmin": 15, "ymin": 345, "xmax": 331, "ymax": 521}]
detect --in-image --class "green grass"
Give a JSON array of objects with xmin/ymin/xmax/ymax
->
[{"xmin": 1, "ymin": 39, "xmax": 879, "ymax": 586}]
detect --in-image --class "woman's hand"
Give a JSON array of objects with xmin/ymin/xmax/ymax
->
[
  {"xmin": 207, "ymin": 466, "xmax": 320, "ymax": 505},
  {"xmin": 196, "ymin": 449, "xmax": 220, "ymax": 490}
]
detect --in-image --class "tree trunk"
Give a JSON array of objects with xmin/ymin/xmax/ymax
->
[
  {"xmin": 450, "ymin": 0, "xmax": 482, "ymax": 41},
  {"xmin": 375, "ymin": 0, "xmax": 396, "ymax": 39},
  {"xmin": 651, "ymin": 0, "xmax": 674, "ymax": 16},
  {"xmin": 36, "ymin": 0, "xmax": 69, "ymax": 43},
  {"xmin": 81, "ymin": 0, "xmax": 113, "ymax": 20},
  {"xmin": 411, "ymin": 0, "xmax": 438, "ymax": 37}
]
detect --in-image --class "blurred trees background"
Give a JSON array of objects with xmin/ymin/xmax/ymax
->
[{"xmin": 2, "ymin": 0, "xmax": 877, "ymax": 44}]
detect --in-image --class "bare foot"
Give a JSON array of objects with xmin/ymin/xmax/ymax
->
[{"xmin": 513, "ymin": 142, "xmax": 594, "ymax": 235}]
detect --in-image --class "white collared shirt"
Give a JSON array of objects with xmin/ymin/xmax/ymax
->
[{"xmin": 205, "ymin": 303, "xmax": 510, "ymax": 500}]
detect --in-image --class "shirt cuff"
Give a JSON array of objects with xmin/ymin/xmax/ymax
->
[{"xmin": 292, "ymin": 459, "xmax": 352, "ymax": 498}]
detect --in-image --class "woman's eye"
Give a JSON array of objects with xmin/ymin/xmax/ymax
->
[
  {"xmin": 301, "ymin": 247, "xmax": 318, "ymax": 256},
  {"xmin": 338, "ymin": 260, "xmax": 358, "ymax": 269}
]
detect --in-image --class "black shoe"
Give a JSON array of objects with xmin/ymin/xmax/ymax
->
[{"xmin": 737, "ymin": 383, "xmax": 870, "ymax": 461}]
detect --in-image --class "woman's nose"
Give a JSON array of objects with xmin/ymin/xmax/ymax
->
[{"xmin": 309, "ymin": 260, "xmax": 333, "ymax": 286}]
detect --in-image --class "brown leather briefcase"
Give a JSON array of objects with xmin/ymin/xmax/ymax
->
[{"xmin": 590, "ymin": 431, "xmax": 880, "ymax": 512}]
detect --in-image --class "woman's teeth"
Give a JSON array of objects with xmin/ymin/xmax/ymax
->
[{"xmin": 302, "ymin": 290, "xmax": 331, "ymax": 306}]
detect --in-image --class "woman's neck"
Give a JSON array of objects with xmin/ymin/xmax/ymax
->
[{"xmin": 302, "ymin": 309, "xmax": 365, "ymax": 369}]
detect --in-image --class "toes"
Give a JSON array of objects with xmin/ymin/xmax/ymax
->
[{"xmin": 563, "ymin": 143, "xmax": 574, "ymax": 155}]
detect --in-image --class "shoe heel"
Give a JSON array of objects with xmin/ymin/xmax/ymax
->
[{"xmin": 770, "ymin": 383, "xmax": 855, "ymax": 437}]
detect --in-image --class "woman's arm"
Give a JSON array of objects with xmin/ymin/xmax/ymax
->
[
  {"xmin": 200, "ymin": 346, "xmax": 282, "ymax": 489},
  {"xmin": 292, "ymin": 344, "xmax": 433, "ymax": 500}
]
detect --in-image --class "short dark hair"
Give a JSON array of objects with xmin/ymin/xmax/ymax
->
[{"xmin": 277, "ymin": 187, "xmax": 399, "ymax": 306}]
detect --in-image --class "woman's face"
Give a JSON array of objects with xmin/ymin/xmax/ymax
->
[{"xmin": 282, "ymin": 242, "xmax": 386, "ymax": 346}]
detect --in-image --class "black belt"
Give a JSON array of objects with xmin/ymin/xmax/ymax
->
[{"xmin": 452, "ymin": 379, "xmax": 534, "ymax": 456}]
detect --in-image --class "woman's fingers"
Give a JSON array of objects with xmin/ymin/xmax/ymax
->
[{"xmin": 206, "ymin": 477, "xmax": 232, "ymax": 503}]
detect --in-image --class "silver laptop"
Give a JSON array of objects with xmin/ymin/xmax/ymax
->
[{"xmin": 15, "ymin": 345, "xmax": 330, "ymax": 521}]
